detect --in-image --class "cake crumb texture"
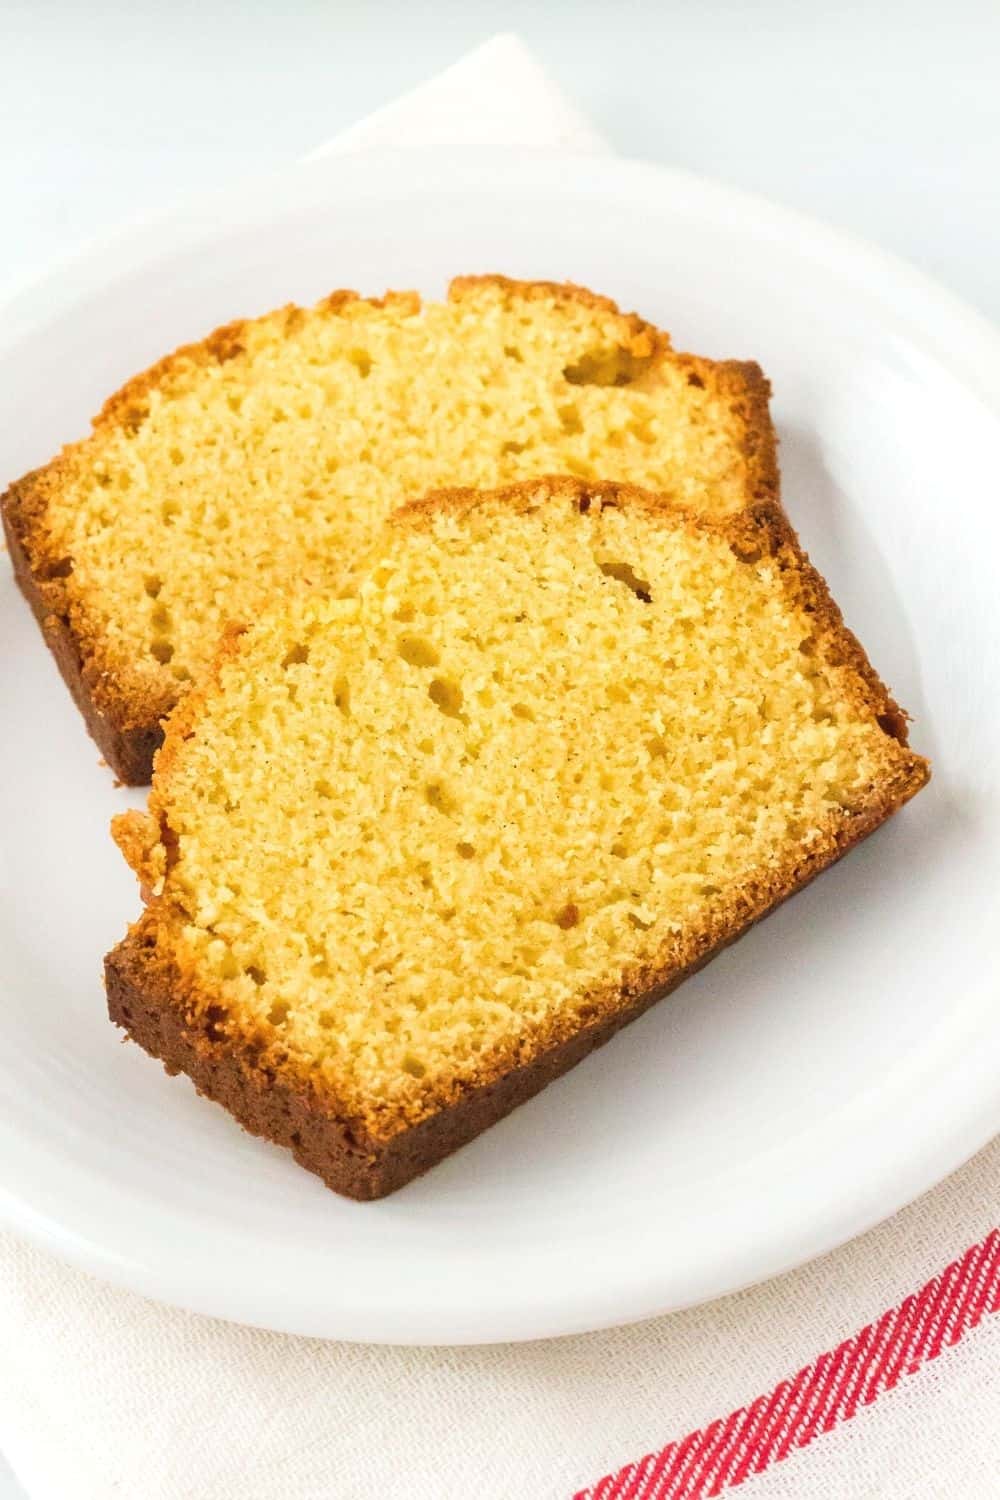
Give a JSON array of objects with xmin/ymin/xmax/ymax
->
[
  {"xmin": 109, "ymin": 479, "xmax": 928, "ymax": 1195},
  {"xmin": 1, "ymin": 277, "xmax": 775, "ymax": 779}
]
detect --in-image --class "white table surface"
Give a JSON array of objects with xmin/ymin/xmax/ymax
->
[{"xmin": 2, "ymin": 2, "xmax": 998, "ymax": 1495}]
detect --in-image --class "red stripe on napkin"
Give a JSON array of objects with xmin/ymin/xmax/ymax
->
[{"xmin": 575, "ymin": 1227, "xmax": 1000, "ymax": 1500}]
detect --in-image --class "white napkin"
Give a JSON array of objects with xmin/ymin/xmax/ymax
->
[
  {"xmin": 1, "ymin": 35, "xmax": 997, "ymax": 1500},
  {"xmin": 307, "ymin": 33, "xmax": 609, "ymax": 158}
]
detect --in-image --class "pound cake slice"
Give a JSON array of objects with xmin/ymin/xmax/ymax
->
[
  {"xmin": 2, "ymin": 276, "xmax": 776, "ymax": 783},
  {"xmin": 106, "ymin": 478, "xmax": 928, "ymax": 1200}
]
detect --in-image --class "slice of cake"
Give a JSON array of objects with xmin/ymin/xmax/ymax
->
[
  {"xmin": 106, "ymin": 478, "xmax": 928, "ymax": 1200},
  {"xmin": 1, "ymin": 276, "xmax": 776, "ymax": 783}
]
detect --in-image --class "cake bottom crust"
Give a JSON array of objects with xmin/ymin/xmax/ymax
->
[
  {"xmin": 104, "ymin": 786, "xmax": 912, "ymax": 1200},
  {"xmin": 2, "ymin": 490, "xmax": 162, "ymax": 784}
]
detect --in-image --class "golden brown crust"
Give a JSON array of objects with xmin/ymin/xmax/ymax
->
[
  {"xmin": 110, "ymin": 810, "xmax": 166, "ymax": 898},
  {"xmin": 448, "ymin": 274, "xmax": 672, "ymax": 361},
  {"xmin": 1, "ymin": 474, "xmax": 168, "ymax": 782},
  {"xmin": 451, "ymin": 273, "xmax": 636, "ymax": 314},
  {"xmin": 106, "ymin": 476, "xmax": 929, "ymax": 1197},
  {"xmin": 699, "ymin": 358, "xmax": 780, "ymax": 511},
  {"xmin": 96, "ymin": 319, "xmax": 250, "ymax": 433}
]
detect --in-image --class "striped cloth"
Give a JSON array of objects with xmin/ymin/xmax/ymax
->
[
  {"xmin": 1, "ymin": 1143, "xmax": 997, "ymax": 1498},
  {"xmin": 579, "ymin": 1230, "xmax": 1000, "ymax": 1499}
]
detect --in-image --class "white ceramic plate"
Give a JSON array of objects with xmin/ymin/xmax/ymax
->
[{"xmin": 1, "ymin": 149, "xmax": 998, "ymax": 1345}]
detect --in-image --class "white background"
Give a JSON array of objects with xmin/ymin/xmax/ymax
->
[
  {"xmin": 2, "ymin": 2, "xmax": 998, "ymax": 1495},
  {"xmin": 4, "ymin": 0, "xmax": 1000, "ymax": 321}
]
